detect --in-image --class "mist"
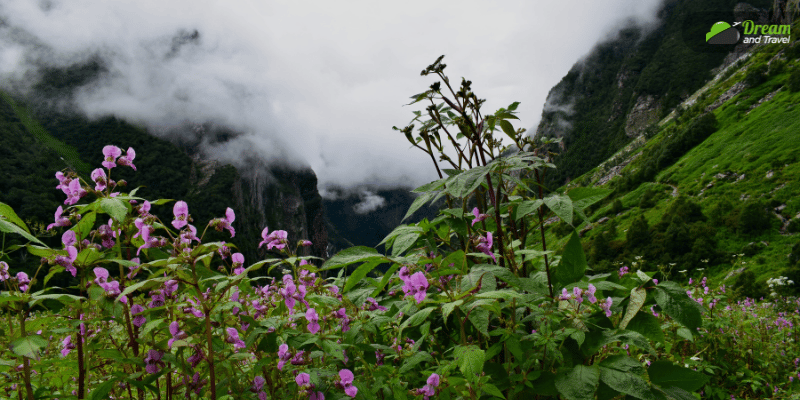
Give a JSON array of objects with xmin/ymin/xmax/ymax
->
[{"xmin": 0, "ymin": 0, "xmax": 663, "ymax": 192}]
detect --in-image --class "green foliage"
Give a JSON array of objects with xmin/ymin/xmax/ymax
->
[
  {"xmin": 745, "ymin": 63, "xmax": 769, "ymax": 87},
  {"xmin": 626, "ymin": 215, "xmax": 650, "ymax": 250},
  {"xmin": 731, "ymin": 269, "xmax": 768, "ymax": 300},
  {"xmin": 638, "ymin": 187, "xmax": 656, "ymax": 209},
  {"xmin": 788, "ymin": 68, "xmax": 800, "ymax": 92},
  {"xmin": 737, "ymin": 200, "xmax": 773, "ymax": 234},
  {"xmin": 610, "ymin": 199, "xmax": 624, "ymax": 215}
]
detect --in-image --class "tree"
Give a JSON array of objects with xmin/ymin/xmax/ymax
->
[
  {"xmin": 626, "ymin": 215, "xmax": 650, "ymax": 250},
  {"xmin": 737, "ymin": 201, "xmax": 772, "ymax": 234}
]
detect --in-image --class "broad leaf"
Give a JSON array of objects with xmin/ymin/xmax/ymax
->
[
  {"xmin": 71, "ymin": 211, "xmax": 97, "ymax": 241},
  {"xmin": 544, "ymin": 194, "xmax": 574, "ymax": 225},
  {"xmin": 653, "ymin": 281, "xmax": 703, "ymax": 334},
  {"xmin": 555, "ymin": 365, "xmax": 600, "ymax": 400},
  {"xmin": 11, "ymin": 335, "xmax": 47, "ymax": 360},
  {"xmin": 321, "ymin": 246, "xmax": 384, "ymax": 271},
  {"xmin": 0, "ymin": 219, "xmax": 46, "ymax": 246},
  {"xmin": 100, "ymin": 198, "xmax": 129, "ymax": 222},
  {"xmin": 400, "ymin": 307, "xmax": 436, "ymax": 330},
  {"xmin": 0, "ymin": 201, "xmax": 30, "ymax": 233},
  {"xmin": 567, "ymin": 188, "xmax": 613, "ymax": 210},
  {"xmin": 599, "ymin": 367, "xmax": 655, "ymax": 400},
  {"xmin": 626, "ymin": 312, "xmax": 665, "ymax": 344},
  {"xmin": 343, "ymin": 258, "xmax": 386, "ymax": 293},
  {"xmin": 619, "ymin": 287, "xmax": 647, "ymax": 330},
  {"xmin": 647, "ymin": 361, "xmax": 709, "ymax": 392},
  {"xmin": 453, "ymin": 345, "xmax": 485, "ymax": 383},
  {"xmin": 554, "ymin": 231, "xmax": 586, "ymax": 286},
  {"xmin": 399, "ymin": 351, "xmax": 432, "ymax": 374}
]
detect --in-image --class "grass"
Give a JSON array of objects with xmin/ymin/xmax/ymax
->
[{"xmin": 0, "ymin": 91, "xmax": 91, "ymax": 175}]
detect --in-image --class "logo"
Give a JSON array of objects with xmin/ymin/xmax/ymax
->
[
  {"xmin": 706, "ymin": 20, "xmax": 791, "ymax": 45},
  {"xmin": 706, "ymin": 21, "xmax": 740, "ymax": 44}
]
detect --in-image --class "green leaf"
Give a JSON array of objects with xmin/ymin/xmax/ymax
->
[
  {"xmin": 454, "ymin": 345, "xmax": 485, "ymax": 383},
  {"xmin": 626, "ymin": 312, "xmax": 665, "ymax": 345},
  {"xmin": 505, "ymin": 335, "xmax": 524, "ymax": 362},
  {"xmin": 391, "ymin": 228, "xmax": 423, "ymax": 256},
  {"xmin": 651, "ymin": 385, "xmax": 696, "ymax": 400},
  {"xmin": 513, "ymin": 199, "xmax": 544, "ymax": 220},
  {"xmin": 554, "ymin": 231, "xmax": 586, "ymax": 286},
  {"xmin": 76, "ymin": 247, "xmax": 104, "ymax": 265},
  {"xmin": 400, "ymin": 307, "xmax": 436, "ymax": 330},
  {"xmin": 343, "ymin": 258, "xmax": 386, "ymax": 293},
  {"xmin": 499, "ymin": 120, "xmax": 516, "ymax": 138},
  {"xmin": 402, "ymin": 192, "xmax": 435, "ymax": 222},
  {"xmin": 399, "ymin": 351, "xmax": 433, "ymax": 374},
  {"xmin": 647, "ymin": 361, "xmax": 709, "ymax": 392},
  {"xmin": 598, "ymin": 367, "xmax": 655, "ymax": 400},
  {"xmin": 555, "ymin": 365, "xmax": 600, "ymax": 400},
  {"xmin": 71, "ymin": 211, "xmax": 97, "ymax": 241},
  {"xmin": 0, "ymin": 219, "xmax": 46, "ymax": 246},
  {"xmin": 619, "ymin": 287, "xmax": 647, "ymax": 330},
  {"xmin": 475, "ymin": 290, "xmax": 523, "ymax": 301},
  {"xmin": 321, "ymin": 246, "xmax": 383, "ymax": 271},
  {"xmin": 441, "ymin": 300, "xmax": 463, "ymax": 323},
  {"xmin": 653, "ymin": 281, "xmax": 702, "ymax": 334},
  {"xmin": 90, "ymin": 380, "xmax": 117, "ymax": 400},
  {"xmin": 321, "ymin": 340, "xmax": 344, "ymax": 361},
  {"xmin": 0, "ymin": 201, "xmax": 30, "ymax": 233},
  {"xmin": 544, "ymin": 195, "xmax": 573, "ymax": 225},
  {"xmin": 371, "ymin": 263, "xmax": 400, "ymax": 297},
  {"xmin": 11, "ymin": 335, "xmax": 47, "ymax": 359},
  {"xmin": 468, "ymin": 306, "xmax": 490, "ymax": 337},
  {"xmin": 599, "ymin": 355, "xmax": 645, "ymax": 374},
  {"xmin": 43, "ymin": 265, "xmax": 65, "ymax": 287},
  {"xmin": 483, "ymin": 382, "xmax": 506, "ymax": 399},
  {"xmin": 100, "ymin": 198, "xmax": 129, "ymax": 222}
]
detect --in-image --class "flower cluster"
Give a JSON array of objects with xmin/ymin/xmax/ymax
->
[{"xmin": 398, "ymin": 266, "xmax": 429, "ymax": 304}]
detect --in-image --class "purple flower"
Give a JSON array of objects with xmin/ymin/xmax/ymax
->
[
  {"xmin": 573, "ymin": 286, "xmax": 584, "ymax": 303},
  {"xmin": 117, "ymin": 147, "xmax": 136, "ymax": 170},
  {"xmin": 365, "ymin": 297, "xmax": 387, "ymax": 312},
  {"xmin": 131, "ymin": 304, "xmax": 146, "ymax": 328},
  {"xmin": 102, "ymin": 145, "xmax": 122, "ymax": 169},
  {"xmin": 471, "ymin": 207, "xmax": 488, "ymax": 226},
  {"xmin": 47, "ymin": 206, "xmax": 71, "ymax": 231},
  {"xmin": 168, "ymin": 321, "xmax": 188, "ymax": 349},
  {"xmin": 64, "ymin": 179, "xmax": 87, "ymax": 205},
  {"xmin": 172, "ymin": 201, "xmax": 190, "ymax": 229},
  {"xmin": 93, "ymin": 267, "xmax": 121, "ymax": 297},
  {"xmin": 587, "ymin": 284, "xmax": 597, "ymax": 304},
  {"xmin": 475, "ymin": 232, "xmax": 495, "ymax": 262},
  {"xmin": 296, "ymin": 372, "xmax": 311, "ymax": 387},
  {"xmin": 144, "ymin": 349, "xmax": 164, "ymax": 374},
  {"xmin": 409, "ymin": 272, "xmax": 430, "ymax": 304},
  {"xmin": 251, "ymin": 376, "xmax": 266, "ymax": 392},
  {"xmin": 338, "ymin": 369, "xmax": 357, "ymax": 398},
  {"xmin": 416, "ymin": 373, "xmax": 440, "ymax": 398},
  {"xmin": 600, "ymin": 297, "xmax": 613, "ymax": 317},
  {"xmin": 652, "ymin": 279, "xmax": 659, "ymax": 285},
  {"xmin": 310, "ymin": 392, "xmax": 325, "ymax": 400},
  {"xmin": 0, "ymin": 262, "xmax": 9, "ymax": 282},
  {"xmin": 16, "ymin": 271, "xmax": 30, "ymax": 292},
  {"xmin": 232, "ymin": 252, "xmax": 245, "ymax": 275},
  {"xmin": 277, "ymin": 343, "xmax": 291, "ymax": 371},
  {"xmin": 91, "ymin": 168, "xmax": 108, "ymax": 191},
  {"xmin": 217, "ymin": 208, "xmax": 236, "ymax": 237},
  {"xmin": 306, "ymin": 308, "xmax": 320, "ymax": 334},
  {"xmin": 226, "ymin": 327, "xmax": 246, "ymax": 350},
  {"xmin": 60, "ymin": 335, "xmax": 75, "ymax": 357},
  {"xmin": 259, "ymin": 227, "xmax": 288, "ymax": 250}
]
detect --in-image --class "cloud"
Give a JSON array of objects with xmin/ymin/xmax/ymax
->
[
  {"xmin": 0, "ymin": 0, "xmax": 664, "ymax": 190},
  {"xmin": 352, "ymin": 190, "xmax": 387, "ymax": 214}
]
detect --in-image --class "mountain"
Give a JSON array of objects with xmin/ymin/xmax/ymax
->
[{"xmin": 534, "ymin": 0, "xmax": 800, "ymax": 296}]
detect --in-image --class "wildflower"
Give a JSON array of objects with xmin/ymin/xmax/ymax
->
[
  {"xmin": 559, "ymin": 288, "xmax": 572, "ymax": 301},
  {"xmin": 475, "ymin": 232, "xmax": 496, "ymax": 262},
  {"xmin": 652, "ymin": 279, "xmax": 658, "ymax": 285},
  {"xmin": 64, "ymin": 179, "xmax": 87, "ymax": 205},
  {"xmin": 300, "ymin": 240, "xmax": 313, "ymax": 246},
  {"xmin": 90, "ymin": 168, "xmax": 109, "ymax": 191},
  {"xmin": 586, "ymin": 284, "xmax": 597, "ymax": 304},
  {"xmin": 183, "ymin": 372, "xmax": 206, "ymax": 396},
  {"xmin": 172, "ymin": 201, "xmax": 190, "ymax": 229},
  {"xmin": 130, "ymin": 304, "xmax": 146, "ymax": 328},
  {"xmin": 251, "ymin": 376, "xmax": 266, "ymax": 392},
  {"xmin": 259, "ymin": 228, "xmax": 289, "ymax": 250},
  {"xmin": 415, "ymin": 373, "xmax": 440, "ymax": 399},
  {"xmin": 102, "ymin": 145, "xmax": 122, "ymax": 169},
  {"xmin": 618, "ymin": 266, "xmax": 629, "ymax": 278},
  {"xmin": 168, "ymin": 321, "xmax": 187, "ymax": 349},
  {"xmin": 117, "ymin": 147, "xmax": 136, "ymax": 170},
  {"xmin": 310, "ymin": 392, "xmax": 325, "ymax": 400},
  {"xmin": 232, "ymin": 253, "xmax": 245, "ymax": 275},
  {"xmin": 573, "ymin": 286, "xmax": 584, "ymax": 303},
  {"xmin": 16, "ymin": 272, "xmax": 30, "ymax": 292},
  {"xmin": 144, "ymin": 349, "xmax": 164, "ymax": 374},
  {"xmin": 47, "ymin": 206, "xmax": 71, "ymax": 231},
  {"xmin": 278, "ymin": 344, "xmax": 291, "ymax": 371},
  {"xmin": 210, "ymin": 207, "xmax": 236, "ymax": 237},
  {"xmin": 409, "ymin": 272, "xmax": 430, "ymax": 304},
  {"xmin": 306, "ymin": 308, "xmax": 320, "ymax": 334},
  {"xmin": 334, "ymin": 308, "xmax": 351, "ymax": 332},
  {"xmin": 600, "ymin": 297, "xmax": 613, "ymax": 317},
  {"xmin": 338, "ymin": 369, "xmax": 358, "ymax": 398},
  {"xmin": 365, "ymin": 297, "xmax": 387, "ymax": 312},
  {"xmin": 471, "ymin": 207, "xmax": 488, "ymax": 226},
  {"xmin": 0, "ymin": 261, "xmax": 10, "ymax": 281},
  {"xmin": 225, "ymin": 328, "xmax": 246, "ymax": 350},
  {"xmin": 61, "ymin": 336, "xmax": 75, "ymax": 357}
]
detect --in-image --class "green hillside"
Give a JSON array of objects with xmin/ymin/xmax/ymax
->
[{"xmin": 549, "ymin": 35, "xmax": 800, "ymax": 299}]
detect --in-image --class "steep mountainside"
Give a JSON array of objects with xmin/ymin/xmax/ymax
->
[{"xmin": 537, "ymin": 0, "xmax": 773, "ymax": 187}]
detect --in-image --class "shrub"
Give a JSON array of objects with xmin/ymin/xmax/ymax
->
[
  {"xmin": 737, "ymin": 200, "xmax": 773, "ymax": 234},
  {"xmin": 788, "ymin": 68, "xmax": 800, "ymax": 92},
  {"xmin": 744, "ymin": 63, "xmax": 768, "ymax": 87}
]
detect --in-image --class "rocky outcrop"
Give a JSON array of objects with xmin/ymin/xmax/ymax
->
[{"xmin": 624, "ymin": 95, "xmax": 661, "ymax": 137}]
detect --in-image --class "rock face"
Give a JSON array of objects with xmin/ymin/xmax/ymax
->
[{"xmin": 624, "ymin": 95, "xmax": 661, "ymax": 137}]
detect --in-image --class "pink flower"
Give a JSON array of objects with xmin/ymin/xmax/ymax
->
[
  {"xmin": 117, "ymin": 147, "xmax": 136, "ymax": 170},
  {"xmin": 338, "ymin": 369, "xmax": 358, "ymax": 398},
  {"xmin": 306, "ymin": 308, "xmax": 320, "ymax": 334},
  {"xmin": 172, "ymin": 201, "xmax": 190, "ymax": 229},
  {"xmin": 226, "ymin": 327, "xmax": 246, "ymax": 350},
  {"xmin": 416, "ymin": 373, "xmax": 440, "ymax": 398},
  {"xmin": 220, "ymin": 208, "xmax": 236, "ymax": 237},
  {"xmin": 232, "ymin": 253, "xmax": 245, "ymax": 275},
  {"xmin": 47, "ymin": 206, "xmax": 71, "ymax": 231},
  {"xmin": 251, "ymin": 376, "xmax": 266, "ymax": 392},
  {"xmin": 168, "ymin": 321, "xmax": 187, "ymax": 349},
  {"xmin": 296, "ymin": 372, "xmax": 311, "ymax": 387},
  {"xmin": 475, "ymin": 232, "xmax": 495, "ymax": 262},
  {"xmin": 0, "ymin": 262, "xmax": 9, "ymax": 282},
  {"xmin": 131, "ymin": 304, "xmax": 146, "ymax": 327},
  {"xmin": 16, "ymin": 272, "xmax": 30, "ymax": 292},
  {"xmin": 259, "ymin": 227, "xmax": 288, "ymax": 250},
  {"xmin": 310, "ymin": 392, "xmax": 325, "ymax": 400},
  {"xmin": 60, "ymin": 336, "xmax": 75, "ymax": 357},
  {"xmin": 587, "ymin": 284, "xmax": 597, "ymax": 304},
  {"xmin": 102, "ymin": 145, "xmax": 122, "ymax": 169},
  {"xmin": 56, "ymin": 231, "xmax": 79, "ymax": 277},
  {"xmin": 600, "ymin": 297, "xmax": 613, "ymax": 317},
  {"xmin": 64, "ymin": 179, "xmax": 87, "ymax": 205},
  {"xmin": 144, "ymin": 349, "xmax": 164, "ymax": 374},
  {"xmin": 409, "ymin": 272, "xmax": 430, "ymax": 304},
  {"xmin": 91, "ymin": 168, "xmax": 108, "ymax": 191},
  {"xmin": 471, "ymin": 207, "xmax": 488, "ymax": 226},
  {"xmin": 277, "ymin": 343, "xmax": 291, "ymax": 371}
]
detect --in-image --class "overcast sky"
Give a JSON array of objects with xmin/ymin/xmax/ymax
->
[{"xmin": 0, "ymin": 0, "xmax": 663, "ymax": 192}]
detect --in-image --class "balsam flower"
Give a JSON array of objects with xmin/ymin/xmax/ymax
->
[
  {"xmin": 600, "ymin": 297, "xmax": 613, "ymax": 317},
  {"xmin": 64, "ymin": 179, "xmax": 87, "ymax": 205},
  {"xmin": 306, "ymin": 308, "xmax": 320, "ymax": 334},
  {"xmin": 232, "ymin": 252, "xmax": 245, "ymax": 275},
  {"xmin": 296, "ymin": 372, "xmax": 311, "ymax": 387},
  {"xmin": 117, "ymin": 147, "xmax": 136, "ymax": 170},
  {"xmin": 338, "ymin": 369, "xmax": 358, "ymax": 398},
  {"xmin": 259, "ymin": 227, "xmax": 288, "ymax": 250},
  {"xmin": 0, "ymin": 261, "xmax": 9, "ymax": 281},
  {"xmin": 277, "ymin": 343, "xmax": 291, "ymax": 371},
  {"xmin": 56, "ymin": 230, "xmax": 79, "ymax": 277},
  {"xmin": 225, "ymin": 327, "xmax": 246, "ymax": 350},
  {"xmin": 102, "ymin": 145, "xmax": 122, "ymax": 169},
  {"xmin": 91, "ymin": 168, "xmax": 109, "ymax": 191},
  {"xmin": 586, "ymin": 283, "xmax": 597, "ymax": 304},
  {"xmin": 471, "ymin": 207, "xmax": 488, "ymax": 226},
  {"xmin": 172, "ymin": 201, "xmax": 190, "ymax": 229},
  {"xmin": 144, "ymin": 349, "xmax": 164, "ymax": 374},
  {"xmin": 130, "ymin": 304, "xmax": 146, "ymax": 328},
  {"xmin": 210, "ymin": 207, "xmax": 236, "ymax": 237},
  {"xmin": 168, "ymin": 321, "xmax": 188, "ymax": 349},
  {"xmin": 16, "ymin": 272, "xmax": 30, "ymax": 292},
  {"xmin": 60, "ymin": 335, "xmax": 75, "ymax": 357},
  {"xmin": 415, "ymin": 373, "xmax": 440, "ymax": 399},
  {"xmin": 47, "ymin": 206, "xmax": 71, "ymax": 231},
  {"xmin": 475, "ymin": 232, "xmax": 496, "ymax": 262}
]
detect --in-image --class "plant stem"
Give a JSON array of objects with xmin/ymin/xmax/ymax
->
[
  {"xmin": 204, "ymin": 310, "xmax": 217, "ymax": 399},
  {"xmin": 18, "ymin": 311, "xmax": 34, "ymax": 400}
]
